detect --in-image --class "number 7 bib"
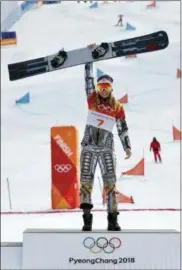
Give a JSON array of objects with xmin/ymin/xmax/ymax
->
[{"xmin": 86, "ymin": 110, "xmax": 115, "ymax": 132}]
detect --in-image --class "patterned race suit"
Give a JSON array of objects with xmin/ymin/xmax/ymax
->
[{"xmin": 80, "ymin": 63, "xmax": 131, "ymax": 213}]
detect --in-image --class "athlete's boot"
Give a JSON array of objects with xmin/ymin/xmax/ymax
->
[
  {"xmin": 82, "ymin": 213, "xmax": 93, "ymax": 231},
  {"xmin": 107, "ymin": 212, "xmax": 121, "ymax": 231}
]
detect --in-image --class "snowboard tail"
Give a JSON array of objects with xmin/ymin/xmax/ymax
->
[
  {"xmin": 8, "ymin": 57, "xmax": 49, "ymax": 81},
  {"xmin": 8, "ymin": 31, "xmax": 169, "ymax": 81},
  {"xmin": 112, "ymin": 30, "xmax": 169, "ymax": 56}
]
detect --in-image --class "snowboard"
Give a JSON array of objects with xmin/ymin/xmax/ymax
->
[{"xmin": 8, "ymin": 30, "xmax": 169, "ymax": 81}]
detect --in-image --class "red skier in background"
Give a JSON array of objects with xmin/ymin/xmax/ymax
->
[{"xmin": 150, "ymin": 137, "xmax": 162, "ymax": 163}]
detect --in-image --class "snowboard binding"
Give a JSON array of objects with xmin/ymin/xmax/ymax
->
[
  {"xmin": 92, "ymin": 42, "xmax": 109, "ymax": 59},
  {"xmin": 51, "ymin": 50, "xmax": 67, "ymax": 68}
]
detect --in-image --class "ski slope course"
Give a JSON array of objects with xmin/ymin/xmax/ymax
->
[{"xmin": 1, "ymin": 1, "xmax": 180, "ymax": 241}]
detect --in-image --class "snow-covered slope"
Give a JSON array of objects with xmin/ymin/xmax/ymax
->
[{"xmin": 1, "ymin": 1, "xmax": 180, "ymax": 241}]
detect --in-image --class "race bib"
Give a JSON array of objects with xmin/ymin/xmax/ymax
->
[{"xmin": 86, "ymin": 110, "xmax": 115, "ymax": 132}]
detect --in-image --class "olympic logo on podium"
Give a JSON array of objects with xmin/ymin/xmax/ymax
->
[
  {"xmin": 54, "ymin": 164, "xmax": 72, "ymax": 173},
  {"xmin": 83, "ymin": 237, "xmax": 121, "ymax": 254}
]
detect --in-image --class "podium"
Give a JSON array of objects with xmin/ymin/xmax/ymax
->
[{"xmin": 2, "ymin": 229, "xmax": 179, "ymax": 269}]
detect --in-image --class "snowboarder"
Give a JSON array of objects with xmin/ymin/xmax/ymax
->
[
  {"xmin": 80, "ymin": 62, "xmax": 132, "ymax": 231},
  {"xmin": 150, "ymin": 137, "xmax": 162, "ymax": 163}
]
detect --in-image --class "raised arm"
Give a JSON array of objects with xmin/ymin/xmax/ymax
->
[{"xmin": 84, "ymin": 62, "xmax": 95, "ymax": 99}]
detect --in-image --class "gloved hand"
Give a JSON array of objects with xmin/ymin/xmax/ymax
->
[{"xmin": 124, "ymin": 148, "xmax": 132, "ymax": 159}]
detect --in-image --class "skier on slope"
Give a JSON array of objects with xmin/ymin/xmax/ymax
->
[
  {"xmin": 116, "ymin": 14, "xmax": 124, "ymax": 26},
  {"xmin": 80, "ymin": 62, "xmax": 132, "ymax": 231},
  {"xmin": 150, "ymin": 137, "xmax": 162, "ymax": 163}
]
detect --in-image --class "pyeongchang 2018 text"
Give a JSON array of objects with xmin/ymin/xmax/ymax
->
[{"xmin": 69, "ymin": 257, "xmax": 135, "ymax": 265}]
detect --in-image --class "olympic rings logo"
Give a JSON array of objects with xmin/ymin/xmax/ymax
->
[
  {"xmin": 97, "ymin": 104, "xmax": 116, "ymax": 113},
  {"xmin": 83, "ymin": 237, "xmax": 121, "ymax": 254},
  {"xmin": 54, "ymin": 164, "xmax": 72, "ymax": 173}
]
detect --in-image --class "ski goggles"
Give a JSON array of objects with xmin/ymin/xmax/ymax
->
[{"xmin": 96, "ymin": 83, "xmax": 112, "ymax": 93}]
